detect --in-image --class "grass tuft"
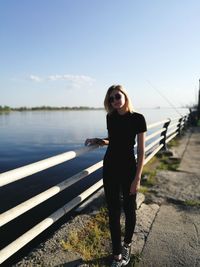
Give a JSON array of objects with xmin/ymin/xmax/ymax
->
[
  {"xmin": 157, "ymin": 155, "xmax": 181, "ymax": 171},
  {"xmin": 184, "ymin": 199, "xmax": 200, "ymax": 207},
  {"xmin": 61, "ymin": 207, "xmax": 110, "ymax": 262},
  {"xmin": 140, "ymin": 157, "xmax": 158, "ymax": 195}
]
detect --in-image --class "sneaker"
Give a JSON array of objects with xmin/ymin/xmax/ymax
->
[
  {"xmin": 111, "ymin": 259, "xmax": 123, "ymax": 267},
  {"xmin": 122, "ymin": 244, "xmax": 131, "ymax": 266}
]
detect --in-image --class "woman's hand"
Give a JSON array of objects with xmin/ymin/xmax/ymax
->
[
  {"xmin": 85, "ymin": 138, "xmax": 106, "ymax": 146},
  {"xmin": 85, "ymin": 138, "xmax": 98, "ymax": 146},
  {"xmin": 130, "ymin": 176, "xmax": 141, "ymax": 195}
]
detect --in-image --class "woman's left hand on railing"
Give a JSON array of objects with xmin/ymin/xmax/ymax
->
[{"xmin": 85, "ymin": 138, "xmax": 107, "ymax": 146}]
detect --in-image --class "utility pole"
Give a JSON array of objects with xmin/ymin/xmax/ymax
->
[{"xmin": 198, "ymin": 79, "xmax": 200, "ymax": 119}]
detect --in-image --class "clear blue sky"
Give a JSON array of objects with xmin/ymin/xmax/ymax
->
[{"xmin": 0, "ymin": 0, "xmax": 200, "ymax": 108}]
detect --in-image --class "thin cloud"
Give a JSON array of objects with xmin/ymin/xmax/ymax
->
[
  {"xmin": 47, "ymin": 74, "xmax": 95, "ymax": 86},
  {"xmin": 29, "ymin": 74, "xmax": 95, "ymax": 87},
  {"xmin": 29, "ymin": 75, "xmax": 42, "ymax": 82}
]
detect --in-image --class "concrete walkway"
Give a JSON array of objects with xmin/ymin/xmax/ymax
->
[{"xmin": 138, "ymin": 127, "xmax": 200, "ymax": 267}]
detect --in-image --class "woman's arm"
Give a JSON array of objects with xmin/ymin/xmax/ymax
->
[{"xmin": 130, "ymin": 132, "xmax": 146, "ymax": 195}]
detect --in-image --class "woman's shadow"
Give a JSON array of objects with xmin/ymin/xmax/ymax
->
[
  {"xmin": 55, "ymin": 255, "xmax": 111, "ymax": 266},
  {"xmin": 57, "ymin": 254, "xmax": 136, "ymax": 266}
]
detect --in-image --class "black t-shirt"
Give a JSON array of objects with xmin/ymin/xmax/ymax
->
[{"xmin": 105, "ymin": 111, "xmax": 147, "ymax": 157}]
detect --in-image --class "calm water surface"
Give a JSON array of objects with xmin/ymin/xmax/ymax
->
[{"xmin": 0, "ymin": 108, "xmax": 188, "ymax": 172}]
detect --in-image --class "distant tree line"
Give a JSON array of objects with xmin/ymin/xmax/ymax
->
[
  {"xmin": 0, "ymin": 105, "xmax": 11, "ymax": 111},
  {"xmin": 0, "ymin": 105, "xmax": 103, "ymax": 112}
]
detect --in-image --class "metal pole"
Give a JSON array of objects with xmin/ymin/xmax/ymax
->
[
  {"xmin": 159, "ymin": 119, "xmax": 171, "ymax": 150},
  {"xmin": 198, "ymin": 79, "xmax": 200, "ymax": 119},
  {"xmin": 0, "ymin": 145, "xmax": 99, "ymax": 187},
  {"xmin": 177, "ymin": 117, "xmax": 183, "ymax": 136}
]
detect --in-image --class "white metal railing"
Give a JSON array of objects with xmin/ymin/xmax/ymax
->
[
  {"xmin": 0, "ymin": 180, "xmax": 103, "ymax": 264},
  {"xmin": 147, "ymin": 119, "xmax": 169, "ymax": 130},
  {"xmin": 0, "ymin": 146, "xmax": 98, "ymax": 187},
  {"xmin": 0, "ymin": 114, "xmax": 189, "ymax": 264},
  {"xmin": 0, "ymin": 161, "xmax": 103, "ymax": 227},
  {"xmin": 145, "ymin": 128, "xmax": 166, "ymax": 142}
]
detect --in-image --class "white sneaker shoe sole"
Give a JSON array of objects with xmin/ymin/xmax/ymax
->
[{"xmin": 122, "ymin": 258, "xmax": 130, "ymax": 266}]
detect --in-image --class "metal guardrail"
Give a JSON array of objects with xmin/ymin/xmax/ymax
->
[
  {"xmin": 0, "ymin": 146, "xmax": 99, "ymax": 187},
  {"xmin": 0, "ymin": 114, "xmax": 189, "ymax": 264}
]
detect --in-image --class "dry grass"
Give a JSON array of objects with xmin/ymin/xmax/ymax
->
[{"xmin": 61, "ymin": 207, "xmax": 110, "ymax": 262}]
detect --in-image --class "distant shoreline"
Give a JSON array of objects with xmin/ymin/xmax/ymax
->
[
  {"xmin": 0, "ymin": 105, "xmax": 190, "ymax": 113},
  {"xmin": 0, "ymin": 106, "xmax": 104, "ymax": 112}
]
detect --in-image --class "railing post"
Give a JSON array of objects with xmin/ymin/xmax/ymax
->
[
  {"xmin": 159, "ymin": 119, "xmax": 171, "ymax": 150},
  {"xmin": 177, "ymin": 117, "xmax": 183, "ymax": 136},
  {"xmin": 182, "ymin": 115, "xmax": 188, "ymax": 132}
]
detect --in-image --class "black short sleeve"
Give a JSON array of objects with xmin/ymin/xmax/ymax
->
[{"xmin": 135, "ymin": 113, "xmax": 147, "ymax": 134}]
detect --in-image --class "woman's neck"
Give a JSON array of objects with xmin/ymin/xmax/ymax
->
[{"xmin": 117, "ymin": 106, "xmax": 128, "ymax": 115}]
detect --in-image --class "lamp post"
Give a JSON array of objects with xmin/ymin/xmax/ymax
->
[{"xmin": 198, "ymin": 79, "xmax": 200, "ymax": 120}]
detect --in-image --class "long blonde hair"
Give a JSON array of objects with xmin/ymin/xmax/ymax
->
[{"xmin": 104, "ymin": 84, "xmax": 134, "ymax": 114}]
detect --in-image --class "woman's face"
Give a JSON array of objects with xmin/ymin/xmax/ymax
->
[{"xmin": 109, "ymin": 89, "xmax": 126, "ymax": 110}]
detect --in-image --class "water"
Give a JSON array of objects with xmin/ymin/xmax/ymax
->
[
  {"xmin": 0, "ymin": 108, "xmax": 188, "ymax": 172},
  {"xmin": 0, "ymin": 110, "xmax": 104, "ymax": 171},
  {"xmin": 0, "ymin": 108, "xmax": 188, "ymax": 265}
]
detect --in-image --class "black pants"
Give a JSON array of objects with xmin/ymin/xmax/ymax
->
[{"xmin": 103, "ymin": 174, "xmax": 137, "ymax": 255}]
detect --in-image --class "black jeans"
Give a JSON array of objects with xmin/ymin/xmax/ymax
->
[{"xmin": 103, "ymin": 175, "xmax": 137, "ymax": 255}]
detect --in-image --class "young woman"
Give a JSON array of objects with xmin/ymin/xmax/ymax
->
[{"xmin": 85, "ymin": 85, "xmax": 147, "ymax": 267}]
